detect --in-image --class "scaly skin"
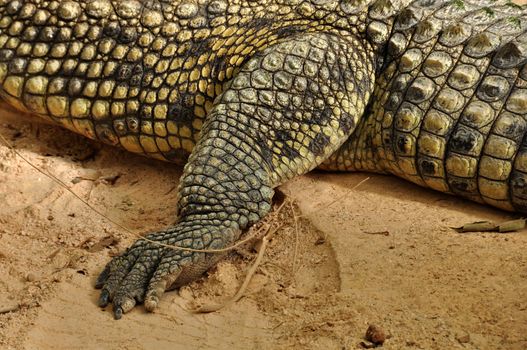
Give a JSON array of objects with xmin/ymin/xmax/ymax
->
[
  {"xmin": 0, "ymin": 0, "xmax": 525, "ymax": 318},
  {"xmin": 322, "ymin": 0, "xmax": 527, "ymax": 213}
]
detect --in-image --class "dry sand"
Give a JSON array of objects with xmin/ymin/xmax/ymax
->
[{"xmin": 1, "ymin": 104, "xmax": 526, "ymax": 350}]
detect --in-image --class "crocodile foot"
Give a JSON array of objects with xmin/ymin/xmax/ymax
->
[{"xmin": 95, "ymin": 224, "xmax": 234, "ymax": 319}]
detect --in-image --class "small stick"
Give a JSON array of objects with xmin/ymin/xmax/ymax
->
[
  {"xmin": 306, "ymin": 176, "xmax": 370, "ymax": 216},
  {"xmin": 363, "ymin": 231, "xmax": 390, "ymax": 236},
  {"xmin": 290, "ymin": 200, "xmax": 300, "ymax": 278}
]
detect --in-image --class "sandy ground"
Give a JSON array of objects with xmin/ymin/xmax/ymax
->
[
  {"xmin": 2, "ymin": 3, "xmax": 527, "ymax": 346},
  {"xmin": 1, "ymin": 107, "xmax": 526, "ymax": 350}
]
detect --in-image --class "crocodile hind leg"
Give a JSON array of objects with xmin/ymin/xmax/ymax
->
[{"xmin": 95, "ymin": 32, "xmax": 375, "ymax": 318}]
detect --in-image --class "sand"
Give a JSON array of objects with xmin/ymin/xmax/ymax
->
[{"xmin": 1, "ymin": 103, "xmax": 526, "ymax": 350}]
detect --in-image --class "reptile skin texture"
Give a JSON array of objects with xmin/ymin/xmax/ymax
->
[{"xmin": 0, "ymin": 0, "xmax": 525, "ymax": 318}]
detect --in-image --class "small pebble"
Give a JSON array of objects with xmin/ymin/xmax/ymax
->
[
  {"xmin": 365, "ymin": 324, "xmax": 387, "ymax": 345},
  {"xmin": 26, "ymin": 272, "xmax": 37, "ymax": 282},
  {"xmin": 456, "ymin": 333, "xmax": 470, "ymax": 344}
]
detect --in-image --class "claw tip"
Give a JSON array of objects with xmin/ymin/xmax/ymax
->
[
  {"xmin": 114, "ymin": 306, "xmax": 123, "ymax": 320},
  {"xmin": 145, "ymin": 297, "xmax": 158, "ymax": 312},
  {"xmin": 98, "ymin": 290, "xmax": 110, "ymax": 308}
]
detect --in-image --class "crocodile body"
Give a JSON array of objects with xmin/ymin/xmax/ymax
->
[{"xmin": 0, "ymin": 0, "xmax": 526, "ymax": 318}]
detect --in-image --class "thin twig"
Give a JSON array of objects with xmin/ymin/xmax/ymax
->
[
  {"xmin": 305, "ymin": 176, "xmax": 370, "ymax": 216},
  {"xmin": 289, "ymin": 200, "xmax": 300, "ymax": 278},
  {"xmin": 363, "ymin": 231, "xmax": 390, "ymax": 236}
]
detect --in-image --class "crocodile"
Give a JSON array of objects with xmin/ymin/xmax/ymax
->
[{"xmin": 0, "ymin": 0, "xmax": 526, "ymax": 319}]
